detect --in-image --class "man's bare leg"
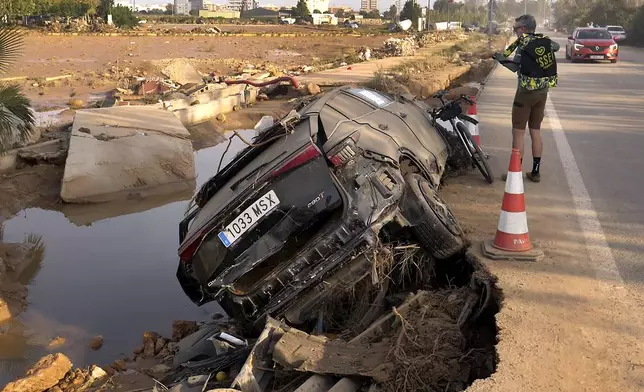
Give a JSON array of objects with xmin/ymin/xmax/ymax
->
[
  {"xmin": 512, "ymin": 128, "xmax": 526, "ymax": 162},
  {"xmin": 501, "ymin": 128, "xmax": 526, "ymax": 181},
  {"xmin": 527, "ymin": 128, "xmax": 542, "ymax": 182}
]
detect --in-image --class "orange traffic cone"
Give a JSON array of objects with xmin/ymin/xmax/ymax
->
[
  {"xmin": 482, "ymin": 148, "xmax": 544, "ymax": 262},
  {"xmin": 466, "ymin": 96, "xmax": 481, "ymax": 147}
]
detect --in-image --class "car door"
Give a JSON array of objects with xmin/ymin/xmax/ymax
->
[{"xmin": 568, "ymin": 30, "xmax": 578, "ymax": 55}]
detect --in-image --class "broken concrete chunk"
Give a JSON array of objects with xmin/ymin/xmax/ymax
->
[
  {"xmin": 273, "ymin": 328, "xmax": 393, "ymax": 383},
  {"xmin": 47, "ymin": 337, "xmax": 66, "ymax": 350},
  {"xmin": 111, "ymin": 359, "xmax": 127, "ymax": 372},
  {"xmin": 89, "ymin": 335, "xmax": 104, "ymax": 350},
  {"xmin": 305, "ymin": 83, "xmax": 321, "ymax": 96},
  {"xmin": 172, "ymin": 320, "xmax": 199, "ymax": 342},
  {"xmin": 142, "ymin": 331, "xmax": 160, "ymax": 358},
  {"xmin": 155, "ymin": 337, "xmax": 167, "ymax": 354},
  {"xmin": 89, "ymin": 365, "xmax": 108, "ymax": 385},
  {"xmin": 69, "ymin": 99, "xmax": 85, "ymax": 109},
  {"xmin": 1, "ymin": 353, "xmax": 72, "ymax": 392}
]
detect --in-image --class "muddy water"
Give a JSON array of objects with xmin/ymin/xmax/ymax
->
[{"xmin": 0, "ymin": 130, "xmax": 255, "ymax": 385}]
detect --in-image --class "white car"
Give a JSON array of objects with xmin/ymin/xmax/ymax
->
[{"xmin": 606, "ymin": 25, "xmax": 627, "ymax": 42}]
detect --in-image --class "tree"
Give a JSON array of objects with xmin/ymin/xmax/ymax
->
[
  {"xmin": 97, "ymin": 0, "xmax": 113, "ymax": 19},
  {"xmin": 293, "ymin": 0, "xmax": 310, "ymax": 19},
  {"xmin": 335, "ymin": 9, "xmax": 345, "ymax": 17},
  {"xmin": 111, "ymin": 4, "xmax": 138, "ymax": 27},
  {"xmin": 365, "ymin": 9, "xmax": 380, "ymax": 18},
  {"xmin": 0, "ymin": 27, "xmax": 34, "ymax": 153},
  {"xmin": 0, "ymin": 0, "xmax": 36, "ymax": 17},
  {"xmin": 400, "ymin": 0, "xmax": 422, "ymax": 22},
  {"xmin": 630, "ymin": 4, "xmax": 644, "ymax": 45},
  {"xmin": 313, "ymin": 9, "xmax": 321, "ymax": 14},
  {"xmin": 383, "ymin": 4, "xmax": 397, "ymax": 19},
  {"xmin": 189, "ymin": 9, "xmax": 198, "ymax": 16},
  {"xmin": 164, "ymin": 3, "xmax": 173, "ymax": 15},
  {"xmin": 433, "ymin": 0, "xmax": 447, "ymax": 13}
]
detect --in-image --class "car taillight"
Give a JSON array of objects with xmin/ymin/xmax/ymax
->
[
  {"xmin": 271, "ymin": 144, "xmax": 321, "ymax": 178},
  {"xmin": 179, "ymin": 229, "xmax": 208, "ymax": 263},
  {"xmin": 327, "ymin": 137, "xmax": 357, "ymax": 167}
]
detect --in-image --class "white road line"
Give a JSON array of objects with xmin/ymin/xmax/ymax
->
[{"xmin": 546, "ymin": 97, "xmax": 624, "ymax": 285}]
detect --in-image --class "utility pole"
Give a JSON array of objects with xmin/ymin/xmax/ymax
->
[
  {"xmin": 487, "ymin": 0, "xmax": 494, "ymax": 48},
  {"xmin": 524, "ymin": 0, "xmax": 527, "ymax": 14},
  {"xmin": 426, "ymin": 0, "xmax": 431, "ymax": 31}
]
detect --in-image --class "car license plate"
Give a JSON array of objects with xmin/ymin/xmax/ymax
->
[
  {"xmin": 590, "ymin": 55, "xmax": 604, "ymax": 59},
  {"xmin": 218, "ymin": 190, "xmax": 279, "ymax": 247}
]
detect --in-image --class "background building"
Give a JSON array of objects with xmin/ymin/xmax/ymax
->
[
  {"xmin": 328, "ymin": 5, "xmax": 353, "ymax": 14},
  {"xmin": 360, "ymin": 0, "xmax": 377, "ymax": 12},
  {"xmin": 227, "ymin": 0, "xmax": 259, "ymax": 11},
  {"xmin": 174, "ymin": 0, "xmax": 190, "ymax": 15},
  {"xmin": 190, "ymin": 0, "xmax": 205, "ymax": 11},
  {"xmin": 307, "ymin": 0, "xmax": 329, "ymax": 13}
]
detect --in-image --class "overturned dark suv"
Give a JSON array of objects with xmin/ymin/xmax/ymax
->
[{"xmin": 177, "ymin": 86, "xmax": 465, "ymax": 329}]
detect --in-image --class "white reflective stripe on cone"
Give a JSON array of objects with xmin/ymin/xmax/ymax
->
[
  {"xmin": 504, "ymin": 172, "xmax": 524, "ymax": 194},
  {"xmin": 498, "ymin": 211, "xmax": 529, "ymax": 234}
]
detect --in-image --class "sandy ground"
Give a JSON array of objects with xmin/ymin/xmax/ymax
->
[
  {"xmin": 142, "ymin": 23, "xmax": 381, "ymax": 34},
  {"xmin": 9, "ymin": 33, "xmax": 400, "ymax": 108}
]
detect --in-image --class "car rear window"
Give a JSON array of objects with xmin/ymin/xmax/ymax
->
[
  {"xmin": 607, "ymin": 26, "xmax": 625, "ymax": 32},
  {"xmin": 577, "ymin": 30, "xmax": 612, "ymax": 39},
  {"xmin": 347, "ymin": 88, "xmax": 393, "ymax": 108}
]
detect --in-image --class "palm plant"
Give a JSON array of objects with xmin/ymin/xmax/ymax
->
[{"xmin": 0, "ymin": 26, "xmax": 34, "ymax": 153}]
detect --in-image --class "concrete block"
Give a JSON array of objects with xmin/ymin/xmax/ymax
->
[
  {"xmin": 174, "ymin": 89, "xmax": 257, "ymax": 126},
  {"xmin": 61, "ymin": 106, "xmax": 195, "ymax": 203}
]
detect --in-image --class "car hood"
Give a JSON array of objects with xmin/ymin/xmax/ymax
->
[{"xmin": 576, "ymin": 39, "xmax": 615, "ymax": 45}]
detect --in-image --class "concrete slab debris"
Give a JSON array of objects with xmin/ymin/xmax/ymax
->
[
  {"xmin": 163, "ymin": 84, "xmax": 248, "ymax": 111},
  {"xmin": 60, "ymin": 106, "xmax": 196, "ymax": 203},
  {"xmin": 173, "ymin": 89, "xmax": 257, "ymax": 127}
]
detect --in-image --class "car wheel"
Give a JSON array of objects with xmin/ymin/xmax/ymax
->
[
  {"xmin": 404, "ymin": 174, "xmax": 465, "ymax": 260},
  {"xmin": 611, "ymin": 59, "xmax": 618, "ymax": 63}
]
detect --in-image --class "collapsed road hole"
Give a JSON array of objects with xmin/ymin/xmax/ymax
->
[{"xmin": 310, "ymin": 243, "xmax": 502, "ymax": 392}]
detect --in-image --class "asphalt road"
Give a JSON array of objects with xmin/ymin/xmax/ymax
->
[
  {"xmin": 475, "ymin": 33, "xmax": 644, "ymax": 289},
  {"xmin": 453, "ymin": 34, "xmax": 644, "ymax": 391},
  {"xmin": 547, "ymin": 35, "xmax": 644, "ymax": 288}
]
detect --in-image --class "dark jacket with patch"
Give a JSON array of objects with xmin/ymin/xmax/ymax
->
[{"xmin": 502, "ymin": 33, "xmax": 559, "ymax": 91}]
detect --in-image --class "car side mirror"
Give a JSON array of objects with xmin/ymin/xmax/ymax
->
[{"xmin": 568, "ymin": 35, "xmax": 573, "ymax": 40}]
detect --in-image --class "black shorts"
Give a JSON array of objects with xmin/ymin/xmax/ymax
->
[{"xmin": 512, "ymin": 89, "xmax": 548, "ymax": 130}]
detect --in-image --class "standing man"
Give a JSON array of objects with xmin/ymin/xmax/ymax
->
[{"xmin": 494, "ymin": 14, "xmax": 559, "ymax": 182}]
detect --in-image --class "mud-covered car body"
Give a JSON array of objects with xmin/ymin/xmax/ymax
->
[{"xmin": 177, "ymin": 86, "xmax": 453, "ymax": 328}]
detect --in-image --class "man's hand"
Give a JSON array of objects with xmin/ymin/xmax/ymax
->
[{"xmin": 493, "ymin": 52, "xmax": 505, "ymax": 62}]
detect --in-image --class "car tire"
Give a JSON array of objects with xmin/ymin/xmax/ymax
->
[
  {"xmin": 611, "ymin": 59, "xmax": 618, "ymax": 63},
  {"xmin": 404, "ymin": 173, "xmax": 465, "ymax": 260}
]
